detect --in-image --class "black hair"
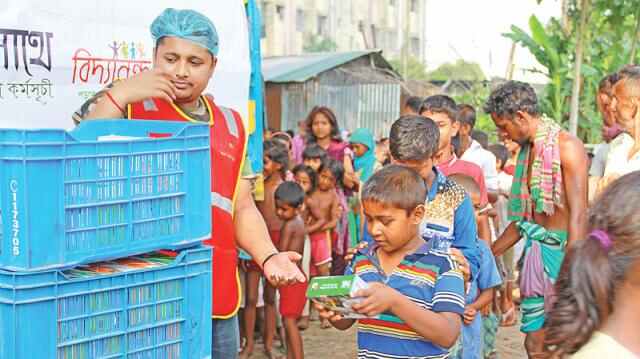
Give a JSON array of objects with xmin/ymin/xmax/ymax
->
[
  {"xmin": 546, "ymin": 172, "xmax": 640, "ymax": 356},
  {"xmin": 404, "ymin": 96, "xmax": 423, "ymax": 113},
  {"xmin": 456, "ymin": 104, "xmax": 476, "ymax": 129},
  {"xmin": 292, "ymin": 164, "xmax": 318, "ymax": 194},
  {"xmin": 264, "ymin": 139, "xmax": 289, "ymax": 177},
  {"xmin": 389, "ymin": 115, "xmax": 440, "ymax": 162},
  {"xmin": 302, "ymin": 144, "xmax": 328, "ymax": 161},
  {"xmin": 598, "ymin": 72, "xmax": 620, "ymax": 94},
  {"xmin": 305, "ymin": 106, "xmax": 342, "ymax": 143},
  {"xmin": 448, "ymin": 173, "xmax": 480, "ymax": 196},
  {"xmin": 452, "ymin": 135, "xmax": 462, "ymax": 158},
  {"xmin": 419, "ymin": 95, "xmax": 458, "ymax": 121},
  {"xmin": 274, "ymin": 181, "xmax": 305, "ymax": 208},
  {"xmin": 286, "ymin": 130, "xmax": 295, "ymax": 138},
  {"xmin": 488, "ymin": 144, "xmax": 509, "ymax": 170},
  {"xmin": 318, "ymin": 158, "xmax": 344, "ymax": 189},
  {"xmin": 471, "ymin": 130, "xmax": 489, "ymax": 149},
  {"xmin": 361, "ymin": 164, "xmax": 426, "ymax": 214},
  {"xmin": 483, "ymin": 80, "xmax": 539, "ymax": 119}
]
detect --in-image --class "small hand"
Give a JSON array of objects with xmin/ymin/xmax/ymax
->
[
  {"xmin": 344, "ymin": 241, "xmax": 368, "ymax": 262},
  {"xmin": 450, "ymin": 248, "xmax": 470, "ymax": 283},
  {"xmin": 263, "ymin": 252, "xmax": 306, "ymax": 287},
  {"xmin": 480, "ymin": 304, "xmax": 491, "ymax": 317},
  {"xmin": 313, "ymin": 301, "xmax": 344, "ymax": 323},
  {"xmin": 351, "ymin": 282, "xmax": 399, "ymax": 317},
  {"xmin": 463, "ymin": 306, "xmax": 477, "ymax": 325}
]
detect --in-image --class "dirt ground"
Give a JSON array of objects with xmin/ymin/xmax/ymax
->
[{"xmin": 252, "ymin": 319, "xmax": 526, "ymax": 359}]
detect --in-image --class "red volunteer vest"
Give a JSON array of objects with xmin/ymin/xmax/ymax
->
[{"xmin": 128, "ymin": 96, "xmax": 246, "ymax": 318}]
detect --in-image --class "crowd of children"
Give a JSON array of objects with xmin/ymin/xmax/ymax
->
[{"xmin": 237, "ymin": 75, "xmax": 640, "ymax": 358}]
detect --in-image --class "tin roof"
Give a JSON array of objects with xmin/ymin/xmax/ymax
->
[{"xmin": 262, "ymin": 50, "xmax": 397, "ymax": 83}]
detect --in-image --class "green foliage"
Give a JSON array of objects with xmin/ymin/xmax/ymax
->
[
  {"xmin": 388, "ymin": 56, "xmax": 429, "ymax": 80},
  {"xmin": 303, "ymin": 35, "xmax": 337, "ymax": 53},
  {"xmin": 427, "ymin": 60, "xmax": 486, "ymax": 82},
  {"xmin": 504, "ymin": 0, "xmax": 640, "ymax": 143}
]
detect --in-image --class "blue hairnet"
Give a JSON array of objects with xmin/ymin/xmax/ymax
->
[{"xmin": 151, "ymin": 8, "xmax": 219, "ymax": 56}]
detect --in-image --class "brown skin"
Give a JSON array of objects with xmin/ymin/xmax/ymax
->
[
  {"xmin": 245, "ymin": 156, "xmax": 285, "ymax": 357},
  {"xmin": 490, "ymin": 110, "xmax": 588, "ymax": 357},
  {"xmin": 305, "ymin": 168, "xmax": 340, "ymax": 276},
  {"xmin": 257, "ymin": 156, "xmax": 284, "ymax": 231},
  {"xmin": 275, "ymin": 201, "xmax": 306, "ymax": 359},
  {"xmin": 317, "ymin": 201, "xmax": 462, "ymax": 348}
]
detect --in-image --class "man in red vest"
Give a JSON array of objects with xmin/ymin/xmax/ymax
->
[{"xmin": 74, "ymin": 8, "xmax": 305, "ymax": 358}]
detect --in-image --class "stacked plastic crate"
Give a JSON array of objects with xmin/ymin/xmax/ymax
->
[{"xmin": 0, "ymin": 120, "xmax": 213, "ymax": 359}]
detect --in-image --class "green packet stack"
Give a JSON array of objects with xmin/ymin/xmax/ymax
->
[{"xmin": 306, "ymin": 275, "xmax": 370, "ymax": 319}]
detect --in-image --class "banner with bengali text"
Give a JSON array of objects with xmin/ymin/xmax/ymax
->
[{"xmin": 0, "ymin": 0, "xmax": 251, "ymax": 129}]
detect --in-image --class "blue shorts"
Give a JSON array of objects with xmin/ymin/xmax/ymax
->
[{"xmin": 212, "ymin": 315, "xmax": 240, "ymax": 359}]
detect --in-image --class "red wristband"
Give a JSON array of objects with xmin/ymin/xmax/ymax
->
[{"xmin": 105, "ymin": 91, "xmax": 125, "ymax": 114}]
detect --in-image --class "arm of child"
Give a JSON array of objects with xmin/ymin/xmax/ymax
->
[
  {"xmin": 305, "ymin": 197, "xmax": 328, "ymax": 234},
  {"xmin": 321, "ymin": 194, "xmax": 340, "ymax": 231},
  {"xmin": 352, "ymin": 282, "xmax": 462, "ymax": 348},
  {"xmin": 277, "ymin": 222, "xmax": 293, "ymax": 253},
  {"xmin": 313, "ymin": 302, "xmax": 356, "ymax": 331},
  {"xmin": 453, "ymin": 196, "xmax": 481, "ymax": 279},
  {"xmin": 469, "ymin": 288, "xmax": 494, "ymax": 312}
]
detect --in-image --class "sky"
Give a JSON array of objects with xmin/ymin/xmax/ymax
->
[{"xmin": 424, "ymin": 0, "xmax": 561, "ymax": 84}]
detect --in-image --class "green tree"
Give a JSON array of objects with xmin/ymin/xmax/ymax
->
[
  {"xmin": 427, "ymin": 60, "xmax": 486, "ymax": 82},
  {"xmin": 303, "ymin": 35, "xmax": 337, "ymax": 53},
  {"xmin": 388, "ymin": 56, "xmax": 429, "ymax": 80}
]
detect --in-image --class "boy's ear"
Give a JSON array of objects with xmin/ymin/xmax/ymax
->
[
  {"xmin": 411, "ymin": 204, "xmax": 425, "ymax": 224},
  {"xmin": 451, "ymin": 120, "xmax": 460, "ymax": 137}
]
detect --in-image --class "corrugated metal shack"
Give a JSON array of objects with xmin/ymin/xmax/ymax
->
[{"xmin": 262, "ymin": 50, "xmax": 404, "ymax": 138}]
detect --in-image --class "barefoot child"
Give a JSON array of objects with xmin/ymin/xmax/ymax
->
[
  {"xmin": 318, "ymin": 165, "xmax": 465, "ymax": 358},
  {"xmin": 242, "ymin": 140, "xmax": 289, "ymax": 358},
  {"xmin": 546, "ymin": 171, "xmax": 640, "ymax": 358},
  {"xmin": 292, "ymin": 164, "xmax": 317, "ymax": 330},
  {"xmin": 274, "ymin": 182, "xmax": 308, "ymax": 359}
]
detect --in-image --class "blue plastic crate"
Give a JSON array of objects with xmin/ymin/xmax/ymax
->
[
  {"xmin": 0, "ymin": 120, "xmax": 211, "ymax": 271},
  {"xmin": 0, "ymin": 245, "xmax": 212, "ymax": 359}
]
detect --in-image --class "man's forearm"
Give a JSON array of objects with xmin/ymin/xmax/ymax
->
[
  {"xmin": 568, "ymin": 210, "xmax": 587, "ymax": 246},
  {"xmin": 234, "ymin": 204, "xmax": 278, "ymax": 268},
  {"xmin": 492, "ymin": 222, "xmax": 520, "ymax": 257}
]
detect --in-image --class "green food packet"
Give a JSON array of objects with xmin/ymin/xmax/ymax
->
[{"xmin": 306, "ymin": 275, "xmax": 370, "ymax": 319}]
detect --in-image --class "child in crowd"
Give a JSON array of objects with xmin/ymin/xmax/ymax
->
[
  {"xmin": 546, "ymin": 172, "xmax": 640, "ymax": 358},
  {"xmin": 487, "ymin": 144, "xmax": 517, "ymax": 327},
  {"xmin": 305, "ymin": 159, "xmax": 342, "ymax": 277},
  {"xmin": 274, "ymin": 182, "xmax": 308, "ymax": 359},
  {"xmin": 306, "ymin": 159, "xmax": 342, "ymax": 328},
  {"xmin": 241, "ymin": 140, "xmax": 289, "ymax": 358},
  {"xmin": 449, "ymin": 174, "xmax": 503, "ymax": 359},
  {"xmin": 302, "ymin": 144, "xmax": 327, "ymax": 172},
  {"xmin": 318, "ymin": 165, "xmax": 465, "ymax": 358},
  {"xmin": 292, "ymin": 164, "xmax": 317, "ymax": 330},
  {"xmin": 292, "ymin": 164, "xmax": 317, "ymax": 196}
]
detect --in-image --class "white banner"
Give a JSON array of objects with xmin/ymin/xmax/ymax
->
[{"xmin": 0, "ymin": 0, "xmax": 251, "ymax": 129}]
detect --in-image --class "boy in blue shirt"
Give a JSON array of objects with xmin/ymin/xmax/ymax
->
[
  {"xmin": 357, "ymin": 115, "xmax": 480, "ymax": 280},
  {"xmin": 449, "ymin": 174, "xmax": 503, "ymax": 359},
  {"xmin": 316, "ymin": 165, "xmax": 465, "ymax": 359}
]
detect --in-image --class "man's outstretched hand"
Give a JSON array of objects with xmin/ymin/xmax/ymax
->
[{"xmin": 263, "ymin": 251, "xmax": 306, "ymax": 287}]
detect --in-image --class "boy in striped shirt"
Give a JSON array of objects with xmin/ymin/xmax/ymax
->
[{"xmin": 316, "ymin": 165, "xmax": 465, "ymax": 359}]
